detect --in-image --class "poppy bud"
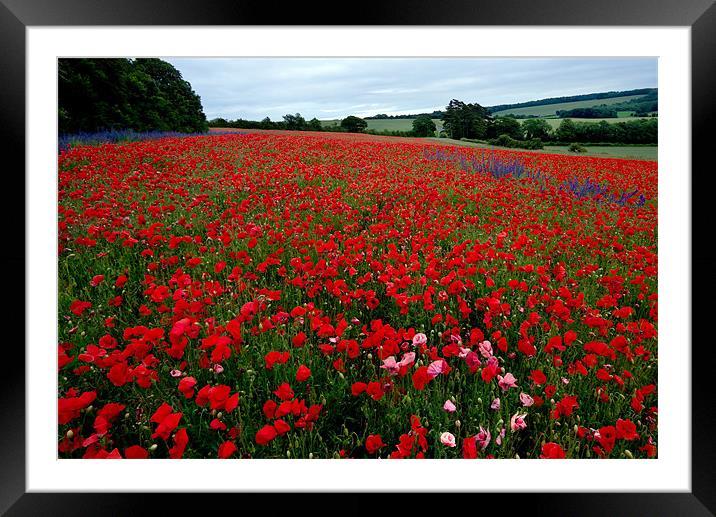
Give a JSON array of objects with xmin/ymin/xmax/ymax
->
[
  {"xmin": 455, "ymin": 420, "xmax": 461, "ymax": 428},
  {"xmin": 367, "ymin": 353, "xmax": 373, "ymax": 360},
  {"xmin": 320, "ymin": 396, "xmax": 326, "ymax": 406},
  {"xmin": 124, "ymin": 413, "xmax": 130, "ymax": 419},
  {"xmin": 66, "ymin": 430, "xmax": 74, "ymax": 439},
  {"xmin": 338, "ymin": 372, "xmax": 345, "ymax": 380},
  {"xmin": 515, "ymin": 454, "xmax": 520, "ymax": 459},
  {"xmin": 450, "ymin": 396, "xmax": 456, "ymax": 403},
  {"xmin": 477, "ymin": 398, "xmax": 483, "ymax": 404},
  {"xmin": 217, "ymin": 412, "xmax": 223, "ymax": 419},
  {"xmin": 624, "ymin": 450, "xmax": 633, "ymax": 459},
  {"xmin": 149, "ymin": 444, "xmax": 157, "ymax": 452},
  {"xmin": 309, "ymin": 453, "xmax": 314, "ymax": 459},
  {"xmin": 286, "ymin": 451, "xmax": 291, "ymax": 458},
  {"xmin": 574, "ymin": 425, "xmax": 579, "ymax": 434}
]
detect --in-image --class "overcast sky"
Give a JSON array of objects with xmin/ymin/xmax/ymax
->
[{"xmin": 165, "ymin": 57, "xmax": 657, "ymax": 121}]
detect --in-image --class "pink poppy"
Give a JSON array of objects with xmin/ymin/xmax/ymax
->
[
  {"xmin": 440, "ymin": 432, "xmax": 456, "ymax": 447},
  {"xmin": 478, "ymin": 340, "xmax": 493, "ymax": 358},
  {"xmin": 520, "ymin": 393, "xmax": 534, "ymax": 407},
  {"xmin": 427, "ymin": 359, "xmax": 448, "ymax": 379},
  {"xmin": 476, "ymin": 426, "xmax": 491, "ymax": 449},
  {"xmin": 412, "ymin": 333, "xmax": 427, "ymax": 346},
  {"xmin": 491, "ymin": 398, "xmax": 501, "ymax": 410},
  {"xmin": 496, "ymin": 427, "xmax": 506, "ymax": 445},
  {"xmin": 398, "ymin": 352, "xmax": 416, "ymax": 367},
  {"xmin": 510, "ymin": 413, "xmax": 527, "ymax": 432},
  {"xmin": 380, "ymin": 356, "xmax": 400, "ymax": 375},
  {"xmin": 498, "ymin": 372, "xmax": 518, "ymax": 391},
  {"xmin": 443, "ymin": 400, "xmax": 457, "ymax": 412},
  {"xmin": 464, "ymin": 351, "xmax": 481, "ymax": 370}
]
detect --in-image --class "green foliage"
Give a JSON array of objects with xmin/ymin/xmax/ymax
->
[
  {"xmin": 521, "ymin": 118, "xmax": 553, "ymax": 140},
  {"xmin": 568, "ymin": 143, "xmax": 588, "ymax": 153},
  {"xmin": 553, "ymin": 118, "xmax": 657, "ymax": 144},
  {"xmin": 340, "ymin": 116, "xmax": 368, "ymax": 133},
  {"xmin": 283, "ymin": 113, "xmax": 308, "ymax": 131},
  {"xmin": 411, "ymin": 116, "xmax": 437, "ymax": 137},
  {"xmin": 487, "ymin": 134, "xmax": 544, "ymax": 150},
  {"xmin": 442, "ymin": 99, "xmax": 490, "ymax": 140},
  {"xmin": 488, "ymin": 117, "xmax": 523, "ymax": 140},
  {"xmin": 58, "ymin": 58, "xmax": 208, "ymax": 134}
]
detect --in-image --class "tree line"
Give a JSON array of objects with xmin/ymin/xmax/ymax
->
[
  {"xmin": 209, "ymin": 113, "xmax": 438, "ymax": 137},
  {"xmin": 59, "ymin": 58, "xmax": 208, "ymax": 135}
]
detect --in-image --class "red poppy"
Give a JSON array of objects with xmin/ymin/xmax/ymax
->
[
  {"xmin": 256, "ymin": 425, "xmax": 278, "ymax": 446},
  {"xmin": 540, "ymin": 442, "xmax": 566, "ymax": 459},
  {"xmin": 366, "ymin": 434, "xmax": 384, "ymax": 454},
  {"xmin": 218, "ymin": 441, "xmax": 237, "ymax": 458}
]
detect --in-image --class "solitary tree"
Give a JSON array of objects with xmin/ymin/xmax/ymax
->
[
  {"xmin": 556, "ymin": 119, "xmax": 578, "ymax": 142},
  {"xmin": 340, "ymin": 115, "xmax": 368, "ymax": 133},
  {"xmin": 442, "ymin": 99, "xmax": 490, "ymax": 140},
  {"xmin": 489, "ymin": 117, "xmax": 523, "ymax": 140},
  {"xmin": 412, "ymin": 115, "xmax": 437, "ymax": 137},
  {"xmin": 283, "ymin": 113, "xmax": 307, "ymax": 131},
  {"xmin": 521, "ymin": 118, "xmax": 552, "ymax": 140},
  {"xmin": 307, "ymin": 118, "xmax": 323, "ymax": 131}
]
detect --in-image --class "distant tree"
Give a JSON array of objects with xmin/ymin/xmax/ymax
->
[
  {"xmin": 209, "ymin": 117, "xmax": 229, "ymax": 127},
  {"xmin": 307, "ymin": 118, "xmax": 323, "ymax": 131},
  {"xmin": 283, "ymin": 113, "xmax": 308, "ymax": 131},
  {"xmin": 340, "ymin": 115, "xmax": 368, "ymax": 133},
  {"xmin": 442, "ymin": 99, "xmax": 490, "ymax": 140},
  {"xmin": 489, "ymin": 117, "xmax": 523, "ymax": 140},
  {"xmin": 260, "ymin": 117, "xmax": 274, "ymax": 129},
  {"xmin": 521, "ymin": 118, "xmax": 553, "ymax": 140},
  {"xmin": 412, "ymin": 115, "xmax": 437, "ymax": 137},
  {"xmin": 555, "ymin": 118, "xmax": 577, "ymax": 142}
]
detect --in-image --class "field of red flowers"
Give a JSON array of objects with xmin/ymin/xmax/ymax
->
[{"xmin": 58, "ymin": 131, "xmax": 657, "ymax": 459}]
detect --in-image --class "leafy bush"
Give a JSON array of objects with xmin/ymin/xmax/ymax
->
[{"xmin": 568, "ymin": 143, "xmax": 588, "ymax": 153}]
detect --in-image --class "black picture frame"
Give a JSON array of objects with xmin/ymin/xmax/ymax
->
[{"xmin": 3, "ymin": 1, "xmax": 714, "ymax": 514}]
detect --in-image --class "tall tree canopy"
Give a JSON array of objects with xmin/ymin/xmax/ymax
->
[
  {"xmin": 442, "ymin": 99, "xmax": 490, "ymax": 140},
  {"xmin": 58, "ymin": 58, "xmax": 208, "ymax": 134}
]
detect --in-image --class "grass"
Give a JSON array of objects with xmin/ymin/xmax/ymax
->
[
  {"xmin": 491, "ymin": 94, "xmax": 650, "ymax": 117},
  {"xmin": 430, "ymin": 138, "xmax": 658, "ymax": 161}
]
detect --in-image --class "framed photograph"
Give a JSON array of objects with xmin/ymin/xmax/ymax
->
[{"xmin": 4, "ymin": 0, "xmax": 714, "ymax": 514}]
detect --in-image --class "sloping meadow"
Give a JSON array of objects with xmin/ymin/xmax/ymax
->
[{"xmin": 58, "ymin": 131, "xmax": 657, "ymax": 459}]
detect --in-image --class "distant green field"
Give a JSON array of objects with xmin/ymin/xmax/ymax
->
[
  {"xmin": 321, "ymin": 118, "xmax": 444, "ymax": 133},
  {"xmin": 543, "ymin": 116, "xmax": 657, "ymax": 129},
  {"xmin": 491, "ymin": 94, "xmax": 649, "ymax": 117},
  {"xmin": 429, "ymin": 137, "xmax": 657, "ymax": 161}
]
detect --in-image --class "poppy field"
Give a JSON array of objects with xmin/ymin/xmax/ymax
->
[{"xmin": 58, "ymin": 131, "xmax": 657, "ymax": 459}]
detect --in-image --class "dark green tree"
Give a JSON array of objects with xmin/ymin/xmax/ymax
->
[
  {"xmin": 307, "ymin": 118, "xmax": 323, "ymax": 131},
  {"xmin": 442, "ymin": 99, "xmax": 490, "ymax": 140},
  {"xmin": 521, "ymin": 118, "xmax": 553, "ymax": 140},
  {"xmin": 555, "ymin": 119, "xmax": 577, "ymax": 142},
  {"xmin": 283, "ymin": 113, "xmax": 308, "ymax": 131},
  {"xmin": 489, "ymin": 117, "xmax": 523, "ymax": 140},
  {"xmin": 412, "ymin": 115, "xmax": 437, "ymax": 137},
  {"xmin": 340, "ymin": 115, "xmax": 368, "ymax": 133},
  {"xmin": 58, "ymin": 58, "xmax": 208, "ymax": 134}
]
